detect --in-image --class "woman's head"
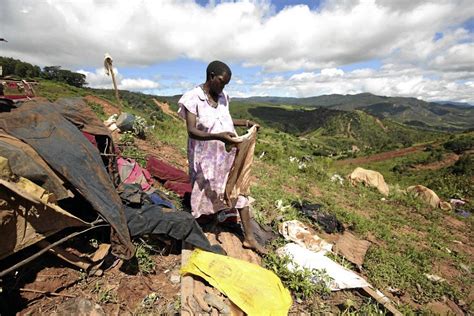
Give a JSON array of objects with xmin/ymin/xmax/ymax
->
[{"xmin": 206, "ymin": 60, "xmax": 231, "ymax": 95}]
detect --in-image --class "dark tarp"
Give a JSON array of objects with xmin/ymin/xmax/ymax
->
[
  {"xmin": 118, "ymin": 184, "xmax": 223, "ymax": 254},
  {"xmin": 53, "ymin": 98, "xmax": 120, "ymax": 187},
  {"xmin": 124, "ymin": 205, "xmax": 224, "ymax": 254},
  {"xmin": 291, "ymin": 200, "xmax": 344, "ymax": 234},
  {"xmin": 0, "ymin": 131, "xmax": 71, "ymax": 200},
  {"xmin": 53, "ymin": 98, "xmax": 112, "ymax": 136},
  {"xmin": 0, "ymin": 100, "xmax": 134, "ymax": 259}
]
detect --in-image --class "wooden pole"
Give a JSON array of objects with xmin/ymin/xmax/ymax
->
[{"xmin": 104, "ymin": 54, "xmax": 123, "ymax": 110}]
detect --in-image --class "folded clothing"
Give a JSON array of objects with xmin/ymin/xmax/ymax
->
[
  {"xmin": 147, "ymin": 155, "xmax": 189, "ymax": 183},
  {"xmin": 146, "ymin": 156, "xmax": 192, "ymax": 200}
]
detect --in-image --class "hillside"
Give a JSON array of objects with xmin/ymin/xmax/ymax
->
[
  {"xmin": 230, "ymin": 102, "xmax": 441, "ymax": 156},
  {"xmin": 2, "ymin": 80, "xmax": 473, "ymax": 315},
  {"xmin": 235, "ymin": 93, "xmax": 474, "ymax": 131}
]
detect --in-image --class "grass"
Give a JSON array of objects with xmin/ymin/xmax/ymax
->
[
  {"xmin": 135, "ymin": 241, "xmax": 157, "ymax": 275},
  {"xmin": 340, "ymin": 298, "xmax": 387, "ymax": 315},
  {"xmin": 263, "ymin": 251, "xmax": 332, "ymax": 300},
  {"xmin": 92, "ymin": 281, "xmax": 118, "ymax": 304},
  {"xmin": 85, "ymin": 99, "xmax": 108, "ymax": 120},
  {"xmin": 250, "ymin": 130, "xmax": 471, "ymax": 310}
]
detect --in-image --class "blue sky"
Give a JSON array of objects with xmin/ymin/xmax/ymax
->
[{"xmin": 2, "ymin": 0, "xmax": 474, "ymax": 102}]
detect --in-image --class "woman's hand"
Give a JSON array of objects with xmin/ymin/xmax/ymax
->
[
  {"xmin": 216, "ymin": 132, "xmax": 242, "ymax": 144},
  {"xmin": 247, "ymin": 120, "xmax": 260, "ymax": 131}
]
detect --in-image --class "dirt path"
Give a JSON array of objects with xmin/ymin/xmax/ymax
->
[
  {"xmin": 335, "ymin": 144, "xmax": 427, "ymax": 165},
  {"xmin": 411, "ymin": 153, "xmax": 459, "ymax": 170},
  {"xmin": 84, "ymin": 95, "xmax": 120, "ymax": 117},
  {"xmin": 153, "ymin": 98, "xmax": 180, "ymax": 120}
]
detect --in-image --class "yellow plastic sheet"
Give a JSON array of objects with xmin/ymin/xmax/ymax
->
[{"xmin": 180, "ymin": 249, "xmax": 292, "ymax": 316}]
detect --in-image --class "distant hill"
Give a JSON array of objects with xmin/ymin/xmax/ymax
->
[
  {"xmin": 157, "ymin": 93, "xmax": 446, "ymax": 153},
  {"xmin": 234, "ymin": 93, "xmax": 474, "ymax": 131},
  {"xmin": 229, "ymin": 102, "xmax": 441, "ymax": 154},
  {"xmin": 434, "ymin": 101, "xmax": 473, "ymax": 108}
]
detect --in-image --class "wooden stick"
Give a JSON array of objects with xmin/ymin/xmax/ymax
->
[
  {"xmin": 37, "ymin": 240, "xmax": 92, "ymax": 271},
  {"xmin": 19, "ymin": 287, "xmax": 76, "ymax": 298},
  {"xmin": 361, "ymin": 286, "xmax": 402, "ymax": 316}
]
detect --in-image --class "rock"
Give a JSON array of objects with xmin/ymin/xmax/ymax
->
[
  {"xmin": 52, "ymin": 298, "xmax": 105, "ymax": 316},
  {"xmin": 170, "ymin": 274, "xmax": 181, "ymax": 284},
  {"xmin": 425, "ymin": 273, "xmax": 446, "ymax": 283},
  {"xmin": 459, "ymin": 263, "xmax": 470, "ymax": 273}
]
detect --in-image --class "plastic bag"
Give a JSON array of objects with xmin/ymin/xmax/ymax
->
[{"xmin": 180, "ymin": 249, "xmax": 292, "ymax": 316}]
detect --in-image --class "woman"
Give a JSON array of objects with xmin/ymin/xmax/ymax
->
[{"xmin": 178, "ymin": 60, "xmax": 265, "ymax": 254}]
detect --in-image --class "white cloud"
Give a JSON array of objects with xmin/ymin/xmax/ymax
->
[
  {"xmin": 78, "ymin": 68, "xmax": 160, "ymax": 91},
  {"xmin": 1, "ymin": 0, "xmax": 473, "ymax": 101},
  {"xmin": 2, "ymin": 0, "xmax": 473, "ymax": 71},
  {"xmin": 249, "ymin": 67, "xmax": 474, "ymax": 103},
  {"xmin": 120, "ymin": 79, "xmax": 160, "ymax": 90}
]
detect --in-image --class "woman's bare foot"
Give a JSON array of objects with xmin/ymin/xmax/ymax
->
[{"xmin": 243, "ymin": 238, "xmax": 268, "ymax": 255}]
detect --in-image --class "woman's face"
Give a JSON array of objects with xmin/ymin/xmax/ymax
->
[{"xmin": 209, "ymin": 71, "xmax": 231, "ymax": 95}]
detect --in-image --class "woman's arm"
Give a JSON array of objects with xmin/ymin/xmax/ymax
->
[{"xmin": 185, "ymin": 108, "xmax": 240, "ymax": 144}]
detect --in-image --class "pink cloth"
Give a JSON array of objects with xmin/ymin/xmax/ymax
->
[
  {"xmin": 117, "ymin": 157, "xmax": 153, "ymax": 192},
  {"xmin": 178, "ymin": 86, "xmax": 248, "ymax": 218}
]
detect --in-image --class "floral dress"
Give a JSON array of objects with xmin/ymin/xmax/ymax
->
[{"xmin": 178, "ymin": 86, "xmax": 249, "ymax": 218}]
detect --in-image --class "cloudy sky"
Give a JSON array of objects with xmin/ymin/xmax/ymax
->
[{"xmin": 1, "ymin": 0, "xmax": 473, "ymax": 103}]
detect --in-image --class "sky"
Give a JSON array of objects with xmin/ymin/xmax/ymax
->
[{"xmin": 1, "ymin": 0, "xmax": 473, "ymax": 103}]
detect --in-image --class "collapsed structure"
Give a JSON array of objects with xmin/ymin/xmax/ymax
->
[{"xmin": 0, "ymin": 97, "xmax": 219, "ymax": 277}]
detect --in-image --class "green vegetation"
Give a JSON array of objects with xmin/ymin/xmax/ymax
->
[
  {"xmin": 236, "ymin": 92, "xmax": 474, "ymax": 131},
  {"xmin": 443, "ymin": 134, "xmax": 474, "ymax": 154},
  {"xmin": 134, "ymin": 241, "xmax": 157, "ymax": 275},
  {"xmin": 92, "ymin": 281, "xmax": 118, "ymax": 304},
  {"xmin": 0, "ymin": 56, "xmax": 41, "ymax": 78},
  {"xmin": 263, "ymin": 252, "xmax": 332, "ymax": 299},
  {"xmin": 231, "ymin": 102, "xmax": 442, "ymax": 157},
  {"xmin": 1, "ymin": 56, "xmax": 86, "ymax": 87}
]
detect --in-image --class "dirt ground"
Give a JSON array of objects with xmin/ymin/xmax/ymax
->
[
  {"xmin": 411, "ymin": 152, "xmax": 459, "ymax": 170},
  {"xmin": 335, "ymin": 144, "xmax": 427, "ymax": 165},
  {"xmin": 2, "ymin": 246, "xmax": 182, "ymax": 315}
]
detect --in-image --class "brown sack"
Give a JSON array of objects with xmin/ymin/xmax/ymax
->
[{"xmin": 348, "ymin": 167, "xmax": 389, "ymax": 196}]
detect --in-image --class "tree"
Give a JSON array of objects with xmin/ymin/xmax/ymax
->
[{"xmin": 42, "ymin": 66, "xmax": 87, "ymax": 88}]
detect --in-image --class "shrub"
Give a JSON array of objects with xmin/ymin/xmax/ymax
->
[
  {"xmin": 450, "ymin": 154, "xmax": 473, "ymax": 176},
  {"xmin": 443, "ymin": 136, "xmax": 474, "ymax": 154}
]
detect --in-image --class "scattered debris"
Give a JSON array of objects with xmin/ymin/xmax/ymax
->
[
  {"xmin": 180, "ymin": 249, "xmax": 292, "ymax": 315},
  {"xmin": 170, "ymin": 274, "xmax": 181, "ymax": 284},
  {"xmin": 348, "ymin": 167, "xmax": 389, "ymax": 196},
  {"xmin": 333, "ymin": 232, "xmax": 371, "ymax": 267},
  {"xmin": 454, "ymin": 208, "xmax": 471, "ymax": 217},
  {"xmin": 278, "ymin": 220, "xmax": 333, "ymax": 252},
  {"xmin": 291, "ymin": 200, "xmax": 344, "ymax": 234},
  {"xmin": 425, "ymin": 274, "xmax": 446, "ymax": 283},
  {"xmin": 407, "ymin": 185, "xmax": 452, "ymax": 210},
  {"xmin": 276, "ymin": 243, "xmax": 369, "ymax": 291},
  {"xmin": 330, "ymin": 174, "xmax": 344, "ymax": 185}
]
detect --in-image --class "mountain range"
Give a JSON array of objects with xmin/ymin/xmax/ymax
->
[{"xmin": 233, "ymin": 93, "xmax": 474, "ymax": 131}]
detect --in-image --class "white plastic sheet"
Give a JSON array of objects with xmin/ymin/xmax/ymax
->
[{"xmin": 277, "ymin": 243, "xmax": 370, "ymax": 291}]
